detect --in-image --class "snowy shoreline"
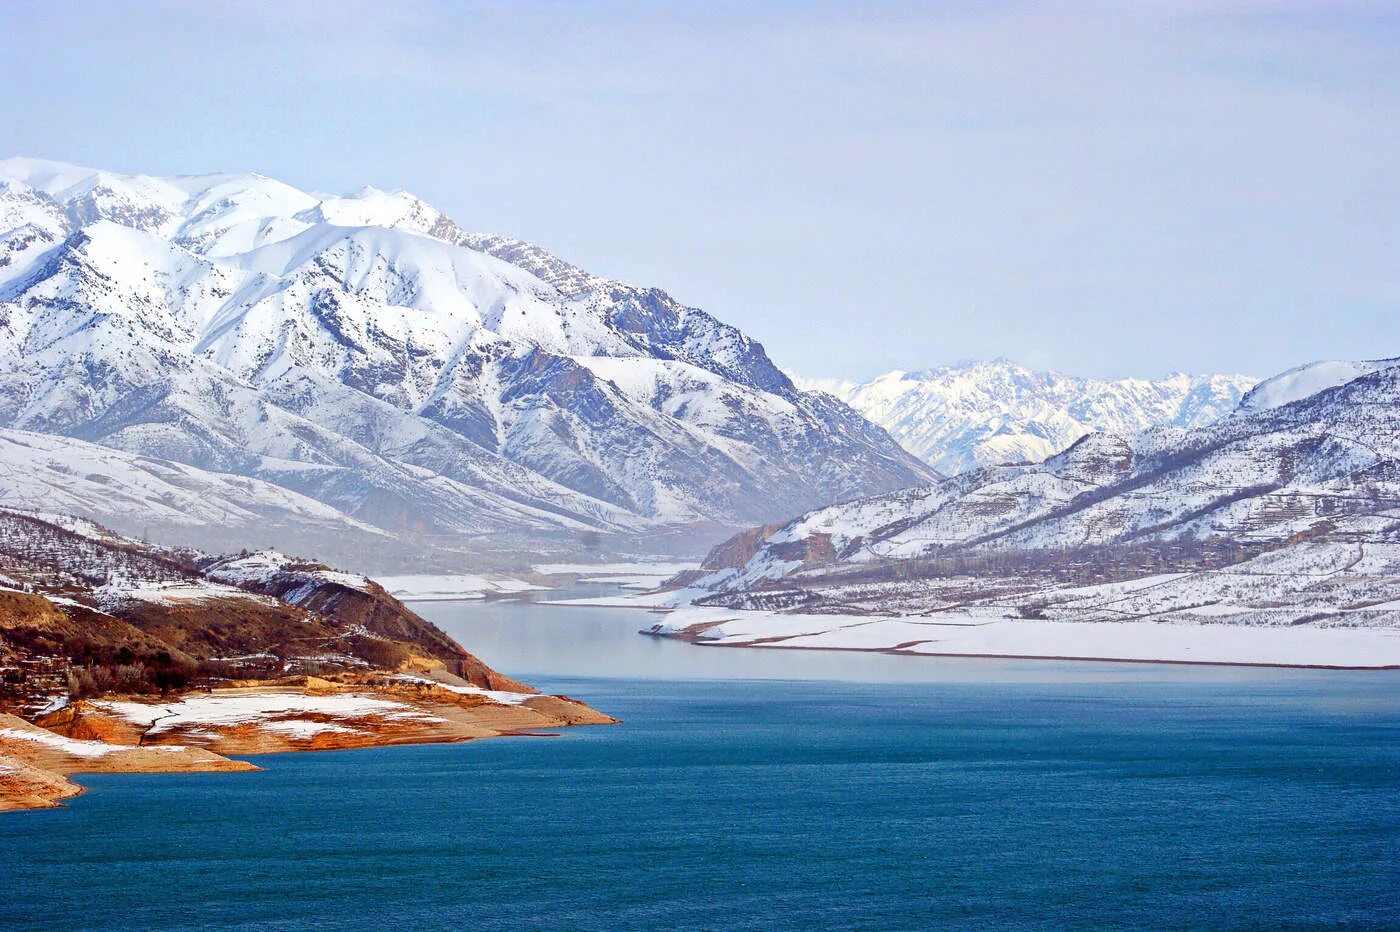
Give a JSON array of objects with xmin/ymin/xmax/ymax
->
[
  {"xmin": 377, "ymin": 562, "xmax": 698, "ymax": 603},
  {"xmin": 386, "ymin": 567, "xmax": 1400, "ymax": 670},
  {"xmin": 638, "ymin": 607, "xmax": 1400, "ymax": 670},
  {"xmin": 1, "ymin": 680, "xmax": 616, "ymax": 811},
  {"xmin": 375, "ymin": 574, "xmax": 546, "ymax": 602},
  {"xmin": 528, "ymin": 580, "xmax": 1400, "ymax": 670},
  {"xmin": 671, "ymin": 635, "xmax": 1400, "ymax": 671}
]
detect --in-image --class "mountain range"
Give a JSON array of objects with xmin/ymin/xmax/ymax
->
[
  {"xmin": 703, "ymin": 357, "xmax": 1400, "ymax": 619},
  {"xmin": 0, "ymin": 157, "xmax": 933, "ymax": 565},
  {"xmin": 797, "ymin": 361, "xmax": 1256, "ymax": 475}
]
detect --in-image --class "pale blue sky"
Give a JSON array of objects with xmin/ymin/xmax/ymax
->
[{"xmin": 2, "ymin": 1, "xmax": 1396, "ymax": 380}]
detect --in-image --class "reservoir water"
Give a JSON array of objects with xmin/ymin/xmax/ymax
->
[{"xmin": 6, "ymin": 589, "xmax": 1399, "ymax": 929}]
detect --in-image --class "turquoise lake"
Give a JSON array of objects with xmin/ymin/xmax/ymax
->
[{"xmin": 5, "ymin": 593, "xmax": 1399, "ymax": 929}]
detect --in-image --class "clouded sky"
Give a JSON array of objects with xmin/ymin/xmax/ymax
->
[{"xmin": 2, "ymin": 1, "xmax": 1396, "ymax": 380}]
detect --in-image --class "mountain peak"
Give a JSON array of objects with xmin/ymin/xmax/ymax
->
[
  {"xmin": 1238, "ymin": 358, "xmax": 1397, "ymax": 414},
  {"xmin": 0, "ymin": 159, "xmax": 933, "ymax": 558},
  {"xmin": 818, "ymin": 360, "xmax": 1258, "ymax": 475}
]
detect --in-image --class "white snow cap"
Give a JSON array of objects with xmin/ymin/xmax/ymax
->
[{"xmin": 1237, "ymin": 358, "xmax": 1396, "ymax": 413}]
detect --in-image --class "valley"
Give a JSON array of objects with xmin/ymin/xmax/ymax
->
[
  {"xmin": 0, "ymin": 160, "xmax": 1396, "ymax": 813},
  {"xmin": 5, "ymin": 7, "xmax": 1396, "ymax": 929}
]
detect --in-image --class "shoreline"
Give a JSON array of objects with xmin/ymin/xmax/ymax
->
[
  {"xmin": 416, "ymin": 586, "xmax": 1400, "ymax": 671},
  {"xmin": 616, "ymin": 594, "xmax": 1400, "ymax": 670},
  {"xmin": 518, "ymin": 584, "xmax": 1400, "ymax": 671},
  {"xmin": 648, "ymin": 631, "xmax": 1400, "ymax": 671},
  {"xmin": 1, "ymin": 677, "xmax": 616, "ymax": 812}
]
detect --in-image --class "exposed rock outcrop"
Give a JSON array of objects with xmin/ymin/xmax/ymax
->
[{"xmin": 0, "ymin": 712, "xmax": 255, "ymax": 811}]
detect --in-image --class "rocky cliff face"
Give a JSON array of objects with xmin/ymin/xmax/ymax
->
[
  {"xmin": 699, "ymin": 523, "xmax": 786, "ymax": 572},
  {"xmin": 0, "ymin": 158, "xmax": 933, "ymax": 561}
]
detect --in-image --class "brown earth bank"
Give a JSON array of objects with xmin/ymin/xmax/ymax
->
[
  {"xmin": 1, "ymin": 673, "xmax": 616, "ymax": 812},
  {"xmin": 0, "ymin": 511, "xmax": 616, "ymax": 811},
  {"xmin": 0, "ymin": 712, "xmax": 255, "ymax": 812},
  {"xmin": 0, "ymin": 753, "xmax": 84, "ymax": 811},
  {"xmin": 0, "ymin": 511, "xmax": 537, "ymax": 710}
]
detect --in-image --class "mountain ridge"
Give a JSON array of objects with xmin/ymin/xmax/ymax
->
[
  {"xmin": 0, "ymin": 157, "xmax": 934, "ymax": 563},
  {"xmin": 796, "ymin": 359, "xmax": 1256, "ymax": 475},
  {"xmin": 704, "ymin": 357, "xmax": 1400, "ymax": 598}
]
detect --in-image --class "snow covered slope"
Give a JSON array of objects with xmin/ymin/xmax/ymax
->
[
  {"xmin": 798, "ymin": 360, "xmax": 1255, "ymax": 475},
  {"xmin": 1236, "ymin": 358, "xmax": 1390, "ymax": 413},
  {"xmin": 0, "ymin": 158, "xmax": 933, "ymax": 556},
  {"xmin": 0, "ymin": 428, "xmax": 409, "ymax": 564},
  {"xmin": 709, "ymin": 359, "xmax": 1400, "ymax": 591},
  {"xmin": 0, "ymin": 428, "xmax": 376, "ymax": 531}
]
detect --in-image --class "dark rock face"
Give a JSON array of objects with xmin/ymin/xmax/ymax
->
[{"xmin": 701, "ymin": 523, "xmax": 787, "ymax": 571}]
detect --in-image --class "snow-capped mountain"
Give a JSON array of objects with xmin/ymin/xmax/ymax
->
[
  {"xmin": 0, "ymin": 157, "xmax": 933, "ymax": 559},
  {"xmin": 1236, "ymin": 358, "xmax": 1390, "ymax": 413},
  {"xmin": 707, "ymin": 358, "xmax": 1400, "ymax": 591},
  {"xmin": 797, "ymin": 361, "xmax": 1256, "ymax": 475}
]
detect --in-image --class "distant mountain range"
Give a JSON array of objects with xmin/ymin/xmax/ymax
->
[
  {"xmin": 797, "ymin": 361, "xmax": 1257, "ymax": 475},
  {"xmin": 0, "ymin": 158, "xmax": 932, "ymax": 563},
  {"xmin": 704, "ymin": 357, "xmax": 1400, "ymax": 622}
]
